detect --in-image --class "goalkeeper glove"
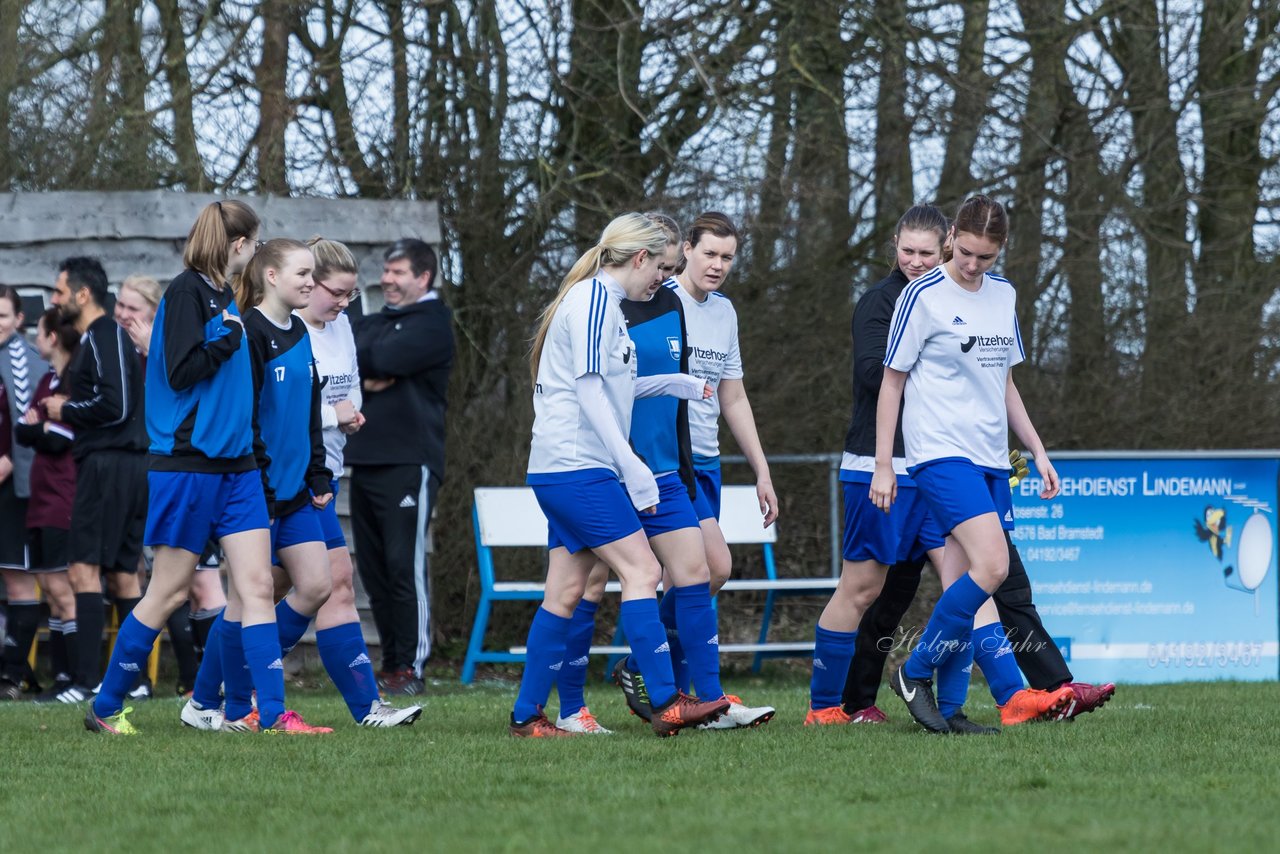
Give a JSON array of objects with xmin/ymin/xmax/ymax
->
[{"xmin": 1009, "ymin": 448, "xmax": 1030, "ymax": 488}]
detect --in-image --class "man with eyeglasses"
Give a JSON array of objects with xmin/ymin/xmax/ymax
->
[{"xmin": 344, "ymin": 238, "xmax": 454, "ymax": 696}]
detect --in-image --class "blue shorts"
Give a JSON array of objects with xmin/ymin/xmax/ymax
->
[
  {"xmin": 145, "ymin": 470, "xmax": 269, "ymax": 554},
  {"xmin": 692, "ymin": 461, "xmax": 722, "ymax": 522},
  {"xmin": 271, "ymin": 502, "xmax": 326, "ymax": 564},
  {"xmin": 316, "ymin": 479, "xmax": 346, "ymax": 550},
  {"xmin": 528, "ymin": 469, "xmax": 643, "ymax": 554},
  {"xmin": 909, "ymin": 458, "xmax": 1014, "ymax": 536},
  {"xmin": 638, "ymin": 473, "xmax": 701, "ymax": 537},
  {"xmin": 842, "ymin": 479, "xmax": 944, "ymax": 565}
]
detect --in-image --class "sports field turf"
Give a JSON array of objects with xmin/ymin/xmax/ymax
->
[{"xmin": 1, "ymin": 676, "xmax": 1275, "ymax": 852}]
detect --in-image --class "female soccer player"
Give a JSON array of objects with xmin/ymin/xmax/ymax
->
[
  {"xmin": 871, "ymin": 194, "xmax": 1065, "ymax": 733},
  {"xmin": 296, "ymin": 236, "xmax": 420, "ymax": 727},
  {"xmin": 184, "ymin": 238, "xmax": 337, "ymax": 734},
  {"xmin": 805, "ymin": 205, "xmax": 957, "ymax": 727},
  {"xmin": 557, "ymin": 214, "xmax": 773, "ymax": 733},
  {"xmin": 511, "ymin": 213, "xmax": 730, "ymax": 737},
  {"xmin": 666, "ymin": 213, "xmax": 777, "ymax": 588},
  {"xmin": 4, "ymin": 310, "xmax": 80, "ymax": 700},
  {"xmin": 105, "ymin": 273, "xmax": 201, "ymax": 699},
  {"xmin": 88, "ymin": 200, "xmax": 310, "ymax": 735}
]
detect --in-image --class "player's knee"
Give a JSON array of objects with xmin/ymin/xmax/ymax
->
[
  {"xmin": 707, "ymin": 546, "xmax": 732, "ymax": 592},
  {"xmin": 582, "ymin": 572, "xmax": 608, "ymax": 602},
  {"xmin": 296, "ymin": 574, "xmax": 333, "ymax": 612}
]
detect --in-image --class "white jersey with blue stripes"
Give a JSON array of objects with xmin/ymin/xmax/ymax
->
[
  {"xmin": 883, "ymin": 265, "xmax": 1024, "ymax": 471},
  {"xmin": 668, "ymin": 279, "xmax": 743, "ymax": 459},
  {"xmin": 528, "ymin": 273, "xmax": 638, "ymax": 476}
]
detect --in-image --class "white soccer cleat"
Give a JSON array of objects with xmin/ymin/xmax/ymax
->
[
  {"xmin": 359, "ymin": 701, "xmax": 423, "ymax": 727},
  {"xmin": 555, "ymin": 707, "xmax": 613, "ymax": 734},
  {"xmin": 180, "ymin": 698, "xmax": 225, "ymax": 731},
  {"xmin": 698, "ymin": 695, "xmax": 776, "ymax": 730}
]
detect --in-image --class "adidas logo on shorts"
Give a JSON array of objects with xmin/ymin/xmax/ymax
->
[
  {"xmin": 268, "ymin": 658, "xmax": 284, "ymax": 670},
  {"xmin": 813, "ymin": 658, "xmax": 826, "ymax": 670},
  {"xmin": 399, "ymin": 495, "xmax": 416, "ymax": 508},
  {"xmin": 707, "ymin": 634, "xmax": 719, "ymax": 646},
  {"xmin": 654, "ymin": 642, "xmax": 670, "ymax": 654},
  {"xmin": 120, "ymin": 662, "xmax": 141, "ymax": 672},
  {"xmin": 349, "ymin": 653, "xmax": 372, "ymax": 668},
  {"xmin": 548, "ymin": 660, "xmax": 563, "ymax": 671},
  {"xmin": 569, "ymin": 656, "xmax": 590, "ymax": 667}
]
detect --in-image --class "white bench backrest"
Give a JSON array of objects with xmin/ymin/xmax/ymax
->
[
  {"xmin": 474, "ymin": 487, "xmax": 550, "ymax": 547},
  {"xmin": 716, "ymin": 485, "xmax": 777, "ymax": 544},
  {"xmin": 474, "ymin": 483, "xmax": 776, "ymax": 547}
]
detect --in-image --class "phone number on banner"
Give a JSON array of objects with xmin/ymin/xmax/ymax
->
[{"xmin": 1146, "ymin": 641, "xmax": 1267, "ymax": 669}]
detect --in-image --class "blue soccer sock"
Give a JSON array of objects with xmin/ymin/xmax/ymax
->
[
  {"xmin": 316, "ymin": 622, "xmax": 380, "ymax": 721},
  {"xmin": 191, "ymin": 612, "xmax": 226, "ymax": 709},
  {"xmin": 220, "ymin": 620, "xmax": 254, "ymax": 721},
  {"xmin": 658, "ymin": 590, "xmax": 689, "ymax": 693},
  {"xmin": 672, "ymin": 583, "xmax": 723, "ymax": 701},
  {"xmin": 620, "ymin": 597, "xmax": 677, "ymax": 709},
  {"xmin": 92, "ymin": 613, "xmax": 160, "ymax": 718},
  {"xmin": 935, "ymin": 628, "xmax": 974, "ymax": 719},
  {"xmin": 241, "ymin": 622, "xmax": 287, "ymax": 729},
  {"xmin": 974, "ymin": 622, "xmax": 1024, "ymax": 706},
  {"xmin": 275, "ymin": 598, "xmax": 314, "ymax": 657},
  {"xmin": 810, "ymin": 625, "xmax": 858, "ymax": 710},
  {"xmin": 513, "ymin": 607, "xmax": 572, "ymax": 723},
  {"xmin": 904, "ymin": 573, "xmax": 989, "ymax": 680},
  {"xmin": 556, "ymin": 600, "xmax": 598, "ymax": 718}
]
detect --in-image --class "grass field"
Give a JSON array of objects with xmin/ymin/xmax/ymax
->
[{"xmin": 1, "ymin": 675, "xmax": 1276, "ymax": 853}]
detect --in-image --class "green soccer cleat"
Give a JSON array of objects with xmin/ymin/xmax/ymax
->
[{"xmin": 85, "ymin": 705, "xmax": 139, "ymax": 736}]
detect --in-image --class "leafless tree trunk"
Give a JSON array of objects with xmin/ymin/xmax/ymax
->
[{"xmin": 254, "ymin": 0, "xmax": 290, "ymax": 194}]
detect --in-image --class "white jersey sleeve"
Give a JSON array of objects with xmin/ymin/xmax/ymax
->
[{"xmin": 566, "ymin": 279, "xmax": 613, "ymax": 380}]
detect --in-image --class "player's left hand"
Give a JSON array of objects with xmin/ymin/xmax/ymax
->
[
  {"xmin": 702, "ymin": 382, "xmax": 714, "ymax": 400},
  {"xmin": 312, "ymin": 492, "xmax": 334, "ymax": 510},
  {"xmin": 758, "ymin": 479, "xmax": 779, "ymax": 527},
  {"xmin": 1034, "ymin": 453, "xmax": 1060, "ymax": 500}
]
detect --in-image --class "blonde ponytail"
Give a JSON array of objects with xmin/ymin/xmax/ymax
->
[{"xmin": 529, "ymin": 213, "xmax": 668, "ymax": 382}]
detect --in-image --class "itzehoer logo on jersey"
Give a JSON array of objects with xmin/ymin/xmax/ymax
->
[{"xmin": 960, "ymin": 333, "xmax": 1014, "ymax": 354}]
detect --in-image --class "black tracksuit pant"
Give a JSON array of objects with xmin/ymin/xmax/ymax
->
[{"xmin": 350, "ymin": 464, "xmax": 439, "ymax": 677}]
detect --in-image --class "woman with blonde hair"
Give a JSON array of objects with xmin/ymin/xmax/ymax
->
[
  {"xmin": 297, "ymin": 236, "xmax": 419, "ymax": 726},
  {"xmin": 511, "ymin": 213, "xmax": 729, "ymax": 737}
]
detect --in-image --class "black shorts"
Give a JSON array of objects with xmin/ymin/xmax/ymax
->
[
  {"xmin": 69, "ymin": 450, "xmax": 148, "ymax": 573},
  {"xmin": 27, "ymin": 526, "xmax": 69, "ymax": 573},
  {"xmin": 0, "ymin": 478, "xmax": 31, "ymax": 570}
]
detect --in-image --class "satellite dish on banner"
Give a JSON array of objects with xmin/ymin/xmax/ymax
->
[{"xmin": 1226, "ymin": 511, "xmax": 1273, "ymax": 615}]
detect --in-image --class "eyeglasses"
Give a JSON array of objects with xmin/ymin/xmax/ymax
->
[{"xmin": 315, "ymin": 281, "xmax": 361, "ymax": 303}]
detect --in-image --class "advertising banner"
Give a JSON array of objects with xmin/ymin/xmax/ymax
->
[{"xmin": 1012, "ymin": 454, "xmax": 1279, "ymax": 683}]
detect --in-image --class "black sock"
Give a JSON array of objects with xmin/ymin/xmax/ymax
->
[
  {"xmin": 73, "ymin": 593, "xmax": 106, "ymax": 688},
  {"xmin": 48, "ymin": 619, "xmax": 70, "ymax": 681},
  {"xmin": 114, "ymin": 596, "xmax": 142, "ymax": 625},
  {"xmin": 2, "ymin": 602, "xmax": 41, "ymax": 685},
  {"xmin": 166, "ymin": 605, "xmax": 198, "ymax": 688},
  {"xmin": 190, "ymin": 608, "xmax": 223, "ymax": 659}
]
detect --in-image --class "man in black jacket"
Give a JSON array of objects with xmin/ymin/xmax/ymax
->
[
  {"xmin": 347, "ymin": 238, "xmax": 453, "ymax": 696},
  {"xmin": 46, "ymin": 257, "xmax": 148, "ymax": 701}
]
